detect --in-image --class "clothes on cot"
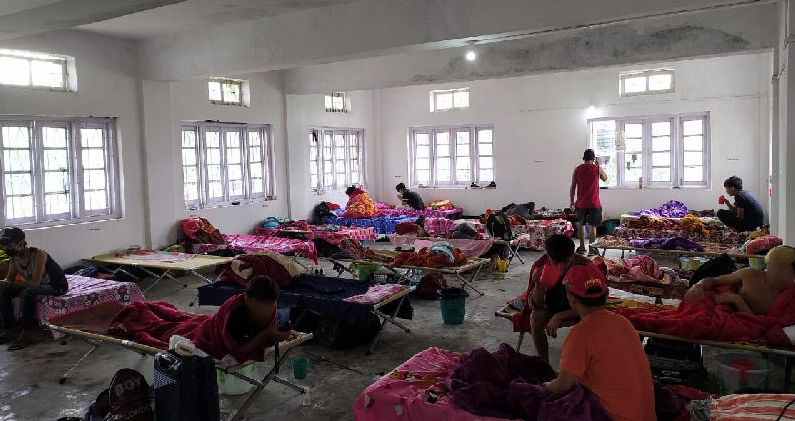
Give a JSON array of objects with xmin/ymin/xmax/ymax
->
[
  {"xmin": 447, "ymin": 343, "xmax": 613, "ymax": 421},
  {"xmin": 560, "ymin": 309, "xmax": 656, "ymax": 421},
  {"xmin": 574, "ymin": 163, "xmax": 601, "ymax": 209},
  {"xmin": 611, "ymin": 285, "xmax": 795, "ymax": 348},
  {"xmin": 108, "ymin": 294, "xmax": 271, "ymax": 363}
]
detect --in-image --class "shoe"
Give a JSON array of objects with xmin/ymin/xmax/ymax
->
[
  {"xmin": 470, "ymin": 183, "xmax": 481, "ymax": 189},
  {"xmin": 588, "ymin": 246, "xmax": 600, "ymax": 256},
  {"xmin": 486, "ymin": 181, "xmax": 496, "ymax": 188},
  {"xmin": 576, "ymin": 246, "xmax": 587, "ymax": 255}
]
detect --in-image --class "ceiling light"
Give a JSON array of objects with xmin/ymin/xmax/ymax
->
[{"xmin": 465, "ymin": 50, "xmax": 477, "ymax": 61}]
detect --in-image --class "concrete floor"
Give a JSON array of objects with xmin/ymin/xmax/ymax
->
[{"xmin": 0, "ymin": 248, "xmax": 788, "ymax": 420}]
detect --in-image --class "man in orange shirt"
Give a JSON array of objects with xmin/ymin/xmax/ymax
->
[{"xmin": 544, "ymin": 264, "xmax": 656, "ymax": 421}]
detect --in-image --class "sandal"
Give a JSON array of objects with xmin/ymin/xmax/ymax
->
[
  {"xmin": 575, "ymin": 246, "xmax": 587, "ymax": 255},
  {"xmin": 588, "ymin": 246, "xmax": 600, "ymax": 256}
]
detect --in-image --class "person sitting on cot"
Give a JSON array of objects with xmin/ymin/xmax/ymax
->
[
  {"xmin": 225, "ymin": 275, "xmax": 292, "ymax": 358},
  {"xmin": 544, "ymin": 264, "xmax": 656, "ymax": 421},
  {"xmin": 395, "ymin": 182, "xmax": 425, "ymax": 210},
  {"xmin": 684, "ymin": 245, "xmax": 795, "ymax": 315},
  {"xmin": 528, "ymin": 234, "xmax": 591, "ymax": 362},
  {"xmin": 0, "ymin": 227, "xmax": 69, "ymax": 350}
]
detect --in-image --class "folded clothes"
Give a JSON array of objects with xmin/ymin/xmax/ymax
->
[
  {"xmin": 611, "ymin": 285, "xmax": 795, "ymax": 348},
  {"xmin": 446, "ymin": 343, "xmax": 612, "ymax": 421},
  {"xmin": 631, "ymin": 200, "xmax": 689, "ymax": 218},
  {"xmin": 629, "ymin": 237, "xmax": 705, "ymax": 252}
]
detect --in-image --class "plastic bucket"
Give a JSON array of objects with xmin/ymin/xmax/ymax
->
[
  {"xmin": 438, "ymin": 288, "xmax": 468, "ymax": 325},
  {"xmin": 603, "ymin": 219, "xmax": 620, "ymax": 235},
  {"xmin": 748, "ymin": 258, "xmax": 766, "ymax": 270},
  {"xmin": 715, "ymin": 353, "xmax": 770, "ymax": 393},
  {"xmin": 217, "ymin": 362, "xmax": 260, "ymax": 395},
  {"xmin": 355, "ymin": 263, "xmax": 381, "ymax": 281},
  {"xmin": 292, "ymin": 357, "xmax": 310, "ymax": 380},
  {"xmin": 495, "ymin": 259, "xmax": 508, "ymax": 272}
]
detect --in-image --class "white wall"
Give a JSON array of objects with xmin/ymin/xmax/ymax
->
[
  {"xmin": 373, "ymin": 53, "xmax": 772, "ymax": 220},
  {"xmin": 141, "ymin": 72, "xmax": 289, "ymax": 247},
  {"xmin": 285, "ymin": 91, "xmax": 376, "ymax": 220},
  {"xmin": 0, "ymin": 31, "xmax": 148, "ymax": 265}
]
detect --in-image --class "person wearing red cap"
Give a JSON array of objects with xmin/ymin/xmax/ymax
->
[{"xmin": 545, "ymin": 263, "xmax": 656, "ymax": 421}]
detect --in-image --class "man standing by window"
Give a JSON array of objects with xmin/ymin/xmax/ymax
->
[
  {"xmin": 396, "ymin": 183, "xmax": 425, "ymax": 210},
  {"xmin": 570, "ymin": 149, "xmax": 608, "ymax": 255},
  {"xmin": 718, "ymin": 176, "xmax": 764, "ymax": 232}
]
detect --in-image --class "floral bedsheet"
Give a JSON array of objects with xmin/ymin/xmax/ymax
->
[
  {"xmin": 512, "ymin": 219, "xmax": 575, "ymax": 250},
  {"xmin": 344, "ymin": 284, "xmax": 410, "ymax": 305},
  {"xmin": 13, "ymin": 275, "xmax": 144, "ymax": 327},
  {"xmin": 613, "ymin": 226, "xmax": 746, "ymax": 246},
  {"xmin": 192, "ymin": 234, "xmax": 318, "ymax": 262},
  {"xmin": 423, "ymin": 218, "xmax": 487, "ymax": 238}
]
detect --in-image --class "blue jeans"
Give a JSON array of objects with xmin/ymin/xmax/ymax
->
[{"xmin": 0, "ymin": 284, "xmax": 65, "ymax": 329}]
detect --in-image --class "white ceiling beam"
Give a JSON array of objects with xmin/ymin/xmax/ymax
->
[
  {"xmin": 140, "ymin": 0, "xmax": 772, "ymax": 80},
  {"xmin": 0, "ymin": 0, "xmax": 188, "ymax": 41},
  {"xmin": 282, "ymin": 2, "xmax": 777, "ymax": 94}
]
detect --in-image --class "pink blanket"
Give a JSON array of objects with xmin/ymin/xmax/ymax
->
[
  {"xmin": 389, "ymin": 235, "xmax": 494, "ymax": 258},
  {"xmin": 353, "ymin": 347, "xmax": 516, "ymax": 421},
  {"xmin": 193, "ymin": 234, "xmax": 317, "ymax": 263}
]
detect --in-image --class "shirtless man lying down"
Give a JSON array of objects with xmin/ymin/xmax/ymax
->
[{"xmin": 684, "ymin": 245, "xmax": 795, "ymax": 315}]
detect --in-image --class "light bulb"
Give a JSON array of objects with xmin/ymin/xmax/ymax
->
[{"xmin": 465, "ymin": 50, "xmax": 477, "ymax": 61}]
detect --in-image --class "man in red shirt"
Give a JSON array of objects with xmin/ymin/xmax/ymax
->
[
  {"xmin": 544, "ymin": 264, "xmax": 656, "ymax": 421},
  {"xmin": 570, "ymin": 149, "xmax": 607, "ymax": 255}
]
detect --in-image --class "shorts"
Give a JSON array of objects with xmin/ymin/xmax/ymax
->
[{"xmin": 576, "ymin": 208, "xmax": 602, "ymax": 226}]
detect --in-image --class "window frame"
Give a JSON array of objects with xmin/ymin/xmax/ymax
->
[
  {"xmin": 0, "ymin": 115, "xmax": 121, "ymax": 228},
  {"xmin": 180, "ymin": 122, "xmax": 274, "ymax": 209},
  {"xmin": 619, "ymin": 69, "xmax": 675, "ymax": 97},
  {"xmin": 587, "ymin": 112, "xmax": 710, "ymax": 189},
  {"xmin": 429, "ymin": 88, "xmax": 470, "ymax": 112},
  {"xmin": 324, "ymin": 92, "xmax": 350, "ymax": 113},
  {"xmin": 309, "ymin": 127, "xmax": 364, "ymax": 193},
  {"xmin": 0, "ymin": 49, "xmax": 70, "ymax": 92},
  {"xmin": 208, "ymin": 77, "xmax": 244, "ymax": 106},
  {"xmin": 409, "ymin": 124, "xmax": 495, "ymax": 188}
]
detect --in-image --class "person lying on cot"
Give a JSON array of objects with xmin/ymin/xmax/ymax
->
[
  {"xmin": 0, "ymin": 227, "xmax": 68, "ymax": 350},
  {"xmin": 544, "ymin": 264, "xmax": 656, "ymax": 421},
  {"xmin": 684, "ymin": 245, "xmax": 795, "ymax": 315},
  {"xmin": 528, "ymin": 234, "xmax": 591, "ymax": 362},
  {"xmin": 226, "ymin": 275, "xmax": 292, "ymax": 357}
]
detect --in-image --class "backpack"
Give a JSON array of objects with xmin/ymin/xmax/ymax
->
[
  {"xmin": 486, "ymin": 211, "xmax": 513, "ymax": 241},
  {"xmin": 85, "ymin": 369, "xmax": 154, "ymax": 421}
]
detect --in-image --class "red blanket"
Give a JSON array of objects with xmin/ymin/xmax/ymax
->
[
  {"xmin": 611, "ymin": 286, "xmax": 795, "ymax": 348},
  {"xmin": 109, "ymin": 295, "xmax": 265, "ymax": 362}
]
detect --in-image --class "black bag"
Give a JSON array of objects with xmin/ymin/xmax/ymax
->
[
  {"xmin": 310, "ymin": 202, "xmax": 336, "ymax": 225},
  {"xmin": 486, "ymin": 211, "xmax": 512, "ymax": 241},
  {"xmin": 85, "ymin": 368, "xmax": 154, "ymax": 421},
  {"xmin": 153, "ymin": 350, "xmax": 220, "ymax": 421},
  {"xmin": 501, "ymin": 202, "xmax": 535, "ymax": 219},
  {"xmin": 689, "ymin": 253, "xmax": 737, "ymax": 286}
]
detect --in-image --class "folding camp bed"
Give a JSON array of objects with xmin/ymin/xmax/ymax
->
[
  {"xmin": 591, "ymin": 242, "xmax": 757, "ymax": 260},
  {"xmin": 328, "ymin": 252, "xmax": 489, "ymax": 296},
  {"xmin": 389, "ymin": 235, "xmax": 495, "ymax": 258},
  {"xmin": 87, "ymin": 251, "xmax": 233, "ymax": 293},
  {"xmin": 46, "ymin": 301, "xmax": 312, "ymax": 421},
  {"xmin": 496, "ymin": 302, "xmax": 795, "ymax": 391},
  {"xmin": 197, "ymin": 276, "xmax": 414, "ymax": 355}
]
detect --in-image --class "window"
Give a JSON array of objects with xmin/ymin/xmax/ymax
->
[
  {"xmin": 619, "ymin": 69, "xmax": 674, "ymax": 97},
  {"xmin": 429, "ymin": 88, "xmax": 470, "ymax": 112},
  {"xmin": 208, "ymin": 78, "xmax": 244, "ymax": 106},
  {"xmin": 409, "ymin": 125, "xmax": 494, "ymax": 187},
  {"xmin": 309, "ymin": 128, "xmax": 363, "ymax": 192},
  {"xmin": 588, "ymin": 113, "xmax": 710, "ymax": 188},
  {"xmin": 324, "ymin": 92, "xmax": 350, "ymax": 113},
  {"xmin": 0, "ymin": 49, "xmax": 70, "ymax": 91},
  {"xmin": 181, "ymin": 122, "xmax": 273, "ymax": 208},
  {"xmin": 0, "ymin": 116, "xmax": 119, "ymax": 227}
]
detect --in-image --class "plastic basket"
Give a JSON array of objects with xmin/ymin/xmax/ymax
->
[
  {"xmin": 216, "ymin": 362, "xmax": 260, "ymax": 396},
  {"xmin": 715, "ymin": 353, "xmax": 770, "ymax": 394},
  {"xmin": 438, "ymin": 288, "xmax": 468, "ymax": 325}
]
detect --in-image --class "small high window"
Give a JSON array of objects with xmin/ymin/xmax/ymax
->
[
  {"xmin": 0, "ymin": 49, "xmax": 71, "ymax": 91},
  {"xmin": 430, "ymin": 88, "xmax": 469, "ymax": 112},
  {"xmin": 619, "ymin": 69, "xmax": 674, "ymax": 97},
  {"xmin": 208, "ymin": 78, "xmax": 246, "ymax": 106},
  {"xmin": 324, "ymin": 92, "xmax": 350, "ymax": 113}
]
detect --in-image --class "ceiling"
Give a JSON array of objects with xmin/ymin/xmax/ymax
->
[{"xmin": 78, "ymin": 0, "xmax": 358, "ymax": 40}]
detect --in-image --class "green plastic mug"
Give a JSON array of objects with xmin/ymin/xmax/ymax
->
[{"xmin": 292, "ymin": 357, "xmax": 309, "ymax": 380}]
